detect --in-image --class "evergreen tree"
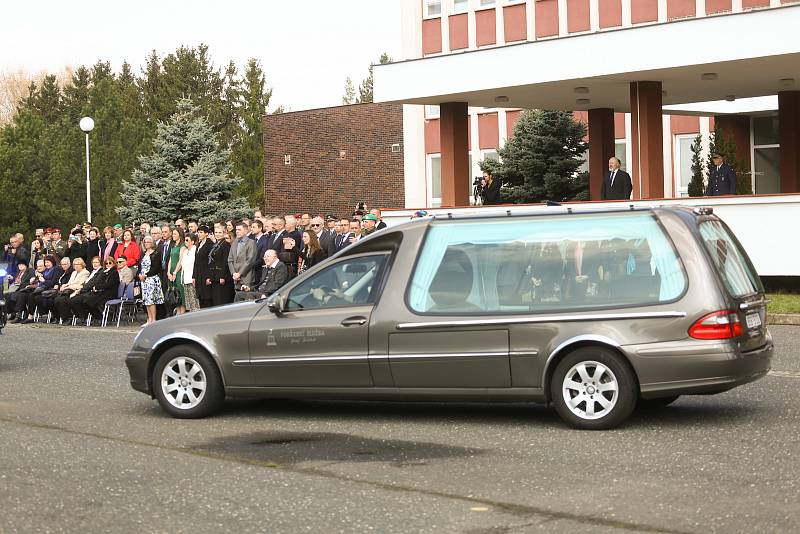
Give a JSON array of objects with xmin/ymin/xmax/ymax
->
[
  {"xmin": 233, "ymin": 59, "xmax": 272, "ymax": 208},
  {"xmin": 687, "ymin": 134, "xmax": 706, "ymax": 197},
  {"xmin": 342, "ymin": 77, "xmax": 356, "ymax": 105},
  {"xmin": 480, "ymin": 109, "xmax": 589, "ymax": 203},
  {"xmin": 707, "ymin": 128, "xmax": 752, "ymax": 195},
  {"xmin": 117, "ymin": 99, "xmax": 251, "ymax": 225},
  {"xmin": 357, "ymin": 53, "xmax": 392, "ymax": 104}
]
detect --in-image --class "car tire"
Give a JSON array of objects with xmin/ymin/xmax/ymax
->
[
  {"xmin": 638, "ymin": 395, "xmax": 680, "ymax": 410},
  {"xmin": 152, "ymin": 345, "xmax": 224, "ymax": 419},
  {"xmin": 550, "ymin": 346, "xmax": 637, "ymax": 430}
]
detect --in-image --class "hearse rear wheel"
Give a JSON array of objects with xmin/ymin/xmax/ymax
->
[{"xmin": 550, "ymin": 347, "xmax": 637, "ymax": 430}]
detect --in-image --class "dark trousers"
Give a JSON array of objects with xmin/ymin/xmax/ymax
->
[
  {"xmin": 211, "ymin": 282, "xmax": 235, "ymax": 307},
  {"xmin": 53, "ymin": 294, "xmax": 75, "ymax": 321},
  {"xmin": 71, "ymin": 292, "xmax": 111, "ymax": 320},
  {"xmin": 14, "ymin": 291, "xmax": 37, "ymax": 315}
]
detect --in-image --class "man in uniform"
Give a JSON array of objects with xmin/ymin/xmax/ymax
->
[{"xmin": 706, "ymin": 152, "xmax": 737, "ymax": 196}]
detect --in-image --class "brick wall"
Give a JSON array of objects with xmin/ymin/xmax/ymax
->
[{"xmin": 263, "ymin": 103, "xmax": 405, "ymax": 217}]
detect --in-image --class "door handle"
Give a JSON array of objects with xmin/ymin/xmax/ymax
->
[{"xmin": 341, "ymin": 316, "xmax": 367, "ymax": 327}]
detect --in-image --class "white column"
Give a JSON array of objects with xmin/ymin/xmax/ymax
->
[
  {"xmin": 590, "ymin": 0, "xmax": 600, "ymax": 31},
  {"xmin": 470, "ymin": 109, "xmax": 480, "ymax": 176},
  {"xmin": 699, "ymin": 116, "xmax": 711, "ymax": 163},
  {"xmin": 624, "ymin": 112, "xmax": 633, "ymax": 177},
  {"xmin": 696, "ymin": 0, "xmax": 706, "ymax": 17},
  {"xmin": 662, "ymin": 115, "xmax": 673, "ymax": 198},
  {"xmin": 622, "ymin": 0, "xmax": 633, "ymax": 27},
  {"xmin": 468, "ymin": 2, "xmax": 477, "ymax": 49},
  {"xmin": 496, "ymin": 6, "xmax": 505, "ymax": 45},
  {"xmin": 403, "ymin": 105, "xmax": 428, "ymax": 208},
  {"xmin": 399, "ymin": 0, "xmax": 423, "ymax": 60},
  {"xmin": 526, "ymin": 0, "xmax": 536, "ymax": 40},
  {"xmin": 441, "ymin": 0, "xmax": 451, "ymax": 54},
  {"xmin": 657, "ymin": 0, "xmax": 667, "ymax": 22},
  {"xmin": 732, "ymin": 0, "xmax": 743, "ymax": 13},
  {"xmin": 770, "ymin": 0, "xmax": 781, "ymax": 8},
  {"xmin": 558, "ymin": 0, "xmax": 568, "ymax": 36},
  {"xmin": 498, "ymin": 110, "xmax": 508, "ymax": 148}
]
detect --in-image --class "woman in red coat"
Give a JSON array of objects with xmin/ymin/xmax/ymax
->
[{"xmin": 113, "ymin": 229, "xmax": 141, "ymax": 268}]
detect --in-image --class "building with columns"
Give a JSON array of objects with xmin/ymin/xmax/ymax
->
[{"xmin": 375, "ymin": 0, "xmax": 800, "ymax": 208}]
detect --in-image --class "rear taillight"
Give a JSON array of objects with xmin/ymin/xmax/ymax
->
[{"xmin": 689, "ymin": 310, "xmax": 743, "ymax": 339}]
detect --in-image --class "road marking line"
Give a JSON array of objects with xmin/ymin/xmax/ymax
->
[{"xmin": 768, "ymin": 370, "xmax": 800, "ymax": 379}]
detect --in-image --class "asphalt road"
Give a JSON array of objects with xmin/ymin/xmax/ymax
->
[{"xmin": 1, "ymin": 323, "xmax": 798, "ymax": 533}]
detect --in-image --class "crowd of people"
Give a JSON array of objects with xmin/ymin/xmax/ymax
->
[{"xmin": 1, "ymin": 206, "xmax": 388, "ymax": 326}]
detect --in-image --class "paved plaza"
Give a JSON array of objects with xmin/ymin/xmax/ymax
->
[{"xmin": 1, "ymin": 324, "xmax": 799, "ymax": 533}]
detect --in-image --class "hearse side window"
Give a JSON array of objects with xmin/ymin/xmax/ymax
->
[
  {"xmin": 407, "ymin": 213, "xmax": 686, "ymax": 314},
  {"xmin": 699, "ymin": 220, "xmax": 761, "ymax": 298},
  {"xmin": 286, "ymin": 255, "xmax": 387, "ymax": 311}
]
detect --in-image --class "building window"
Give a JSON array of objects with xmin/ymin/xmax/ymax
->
[
  {"xmin": 615, "ymin": 140, "xmax": 627, "ymax": 173},
  {"xmin": 425, "ymin": 104, "xmax": 440, "ymax": 119},
  {"xmin": 428, "ymin": 154, "xmax": 442, "ymax": 207},
  {"xmin": 674, "ymin": 134, "xmax": 695, "ymax": 198},
  {"xmin": 426, "ymin": 0, "xmax": 442, "ymax": 17},
  {"xmin": 752, "ymin": 113, "xmax": 780, "ymax": 194},
  {"xmin": 479, "ymin": 0, "xmax": 496, "ymax": 6},
  {"xmin": 453, "ymin": 0, "xmax": 468, "ymax": 12}
]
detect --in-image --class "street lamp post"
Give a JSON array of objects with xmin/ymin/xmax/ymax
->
[{"xmin": 79, "ymin": 117, "xmax": 94, "ymax": 223}]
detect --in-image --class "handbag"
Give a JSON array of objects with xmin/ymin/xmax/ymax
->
[{"xmin": 163, "ymin": 283, "xmax": 180, "ymax": 313}]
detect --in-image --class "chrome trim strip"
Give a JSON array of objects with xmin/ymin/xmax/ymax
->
[
  {"xmin": 396, "ymin": 311, "xmax": 687, "ymax": 330},
  {"xmin": 389, "ymin": 352, "xmax": 507, "ymax": 360},
  {"xmin": 244, "ymin": 355, "xmax": 371, "ymax": 365},
  {"xmin": 740, "ymin": 299, "xmax": 770, "ymax": 311},
  {"xmin": 238, "ymin": 351, "xmax": 509, "ymax": 365}
]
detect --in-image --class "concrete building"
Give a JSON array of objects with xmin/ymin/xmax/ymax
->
[{"xmin": 376, "ymin": 0, "xmax": 800, "ymax": 208}]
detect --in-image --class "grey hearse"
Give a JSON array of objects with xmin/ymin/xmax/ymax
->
[{"xmin": 126, "ymin": 206, "xmax": 773, "ymax": 429}]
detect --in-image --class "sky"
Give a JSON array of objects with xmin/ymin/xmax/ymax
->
[{"xmin": 0, "ymin": 0, "xmax": 403, "ymax": 112}]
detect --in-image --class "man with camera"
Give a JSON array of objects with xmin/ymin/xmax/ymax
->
[
  {"xmin": 2, "ymin": 234, "xmax": 29, "ymax": 281},
  {"xmin": 66, "ymin": 229, "xmax": 87, "ymax": 263}
]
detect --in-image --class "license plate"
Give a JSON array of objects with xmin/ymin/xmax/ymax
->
[{"xmin": 746, "ymin": 313, "xmax": 762, "ymax": 329}]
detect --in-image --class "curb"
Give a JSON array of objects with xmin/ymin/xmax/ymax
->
[{"xmin": 767, "ymin": 314, "xmax": 800, "ymax": 326}]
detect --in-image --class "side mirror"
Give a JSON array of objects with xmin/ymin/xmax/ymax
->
[{"xmin": 267, "ymin": 293, "xmax": 285, "ymax": 315}]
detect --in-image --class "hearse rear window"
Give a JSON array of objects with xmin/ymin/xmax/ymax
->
[
  {"xmin": 699, "ymin": 220, "xmax": 761, "ymax": 298},
  {"xmin": 407, "ymin": 213, "xmax": 686, "ymax": 314}
]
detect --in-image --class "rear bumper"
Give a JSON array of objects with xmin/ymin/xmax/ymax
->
[
  {"xmin": 629, "ymin": 338, "xmax": 773, "ymax": 398},
  {"xmin": 125, "ymin": 349, "xmax": 151, "ymax": 395}
]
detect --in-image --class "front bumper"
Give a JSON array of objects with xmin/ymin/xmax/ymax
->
[{"xmin": 126, "ymin": 348, "xmax": 152, "ymax": 395}]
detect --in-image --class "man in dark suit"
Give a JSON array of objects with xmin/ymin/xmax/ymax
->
[
  {"xmin": 601, "ymin": 157, "xmax": 633, "ymax": 201},
  {"xmin": 312, "ymin": 216, "xmax": 336, "ymax": 259},
  {"xmin": 249, "ymin": 220, "xmax": 271, "ymax": 284},
  {"xmin": 707, "ymin": 153, "xmax": 737, "ymax": 196},
  {"xmin": 370, "ymin": 209, "xmax": 387, "ymax": 230},
  {"xmin": 235, "ymin": 250, "xmax": 289, "ymax": 301},
  {"xmin": 268, "ymin": 217, "xmax": 286, "ymax": 252},
  {"xmin": 335, "ymin": 218, "xmax": 353, "ymax": 252}
]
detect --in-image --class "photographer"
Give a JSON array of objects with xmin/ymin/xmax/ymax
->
[
  {"xmin": 66, "ymin": 229, "xmax": 87, "ymax": 263},
  {"xmin": 481, "ymin": 170, "xmax": 501, "ymax": 206},
  {"xmin": 2, "ymin": 234, "xmax": 29, "ymax": 280}
]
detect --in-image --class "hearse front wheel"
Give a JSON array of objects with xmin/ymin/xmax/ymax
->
[
  {"xmin": 550, "ymin": 347, "xmax": 637, "ymax": 430},
  {"xmin": 153, "ymin": 345, "xmax": 224, "ymax": 419}
]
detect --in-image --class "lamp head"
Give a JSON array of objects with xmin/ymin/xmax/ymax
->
[{"xmin": 79, "ymin": 117, "xmax": 95, "ymax": 132}]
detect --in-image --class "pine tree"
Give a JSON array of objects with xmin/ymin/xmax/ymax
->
[
  {"xmin": 357, "ymin": 53, "xmax": 392, "ymax": 104},
  {"xmin": 232, "ymin": 59, "xmax": 272, "ymax": 209},
  {"xmin": 480, "ymin": 109, "xmax": 589, "ymax": 203},
  {"xmin": 342, "ymin": 77, "xmax": 356, "ymax": 105},
  {"xmin": 117, "ymin": 99, "xmax": 251, "ymax": 225},
  {"xmin": 687, "ymin": 134, "xmax": 706, "ymax": 197}
]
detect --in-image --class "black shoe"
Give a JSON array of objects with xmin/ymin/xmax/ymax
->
[
  {"xmin": 9, "ymin": 315, "xmax": 21, "ymax": 323},
  {"xmin": 21, "ymin": 318, "xmax": 34, "ymax": 324}
]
